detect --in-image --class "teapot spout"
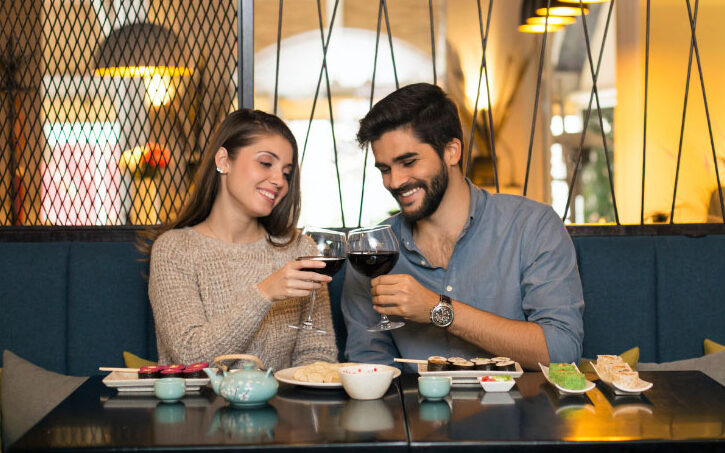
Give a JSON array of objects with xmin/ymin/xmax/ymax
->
[{"xmin": 203, "ymin": 368, "xmax": 222, "ymax": 395}]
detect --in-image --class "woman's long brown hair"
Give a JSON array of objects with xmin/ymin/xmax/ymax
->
[{"xmin": 138, "ymin": 109, "xmax": 301, "ymax": 255}]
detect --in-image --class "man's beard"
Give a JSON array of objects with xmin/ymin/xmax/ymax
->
[{"xmin": 390, "ymin": 161, "xmax": 448, "ymax": 224}]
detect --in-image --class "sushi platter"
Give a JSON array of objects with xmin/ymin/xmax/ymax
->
[
  {"xmin": 418, "ymin": 363, "xmax": 523, "ymax": 385},
  {"xmin": 102, "ymin": 370, "xmax": 209, "ymax": 393},
  {"xmin": 397, "ymin": 356, "xmax": 523, "ymax": 385}
]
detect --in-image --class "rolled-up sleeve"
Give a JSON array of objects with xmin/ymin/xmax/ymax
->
[
  {"xmin": 341, "ymin": 261, "xmax": 401, "ymax": 367},
  {"xmin": 521, "ymin": 208, "xmax": 584, "ymax": 364}
]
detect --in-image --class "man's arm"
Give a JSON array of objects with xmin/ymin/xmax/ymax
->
[
  {"xmin": 341, "ymin": 261, "xmax": 401, "ymax": 367},
  {"xmin": 370, "ymin": 275, "xmax": 549, "ymax": 369},
  {"xmin": 370, "ymin": 208, "xmax": 584, "ymax": 369}
]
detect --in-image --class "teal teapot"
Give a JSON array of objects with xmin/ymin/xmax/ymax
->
[{"xmin": 204, "ymin": 354, "xmax": 278, "ymax": 408}]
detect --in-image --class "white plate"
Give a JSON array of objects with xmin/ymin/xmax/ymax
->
[
  {"xmin": 418, "ymin": 362, "xmax": 523, "ymax": 385},
  {"xmin": 539, "ymin": 363, "xmax": 595, "ymax": 395},
  {"xmin": 591, "ymin": 363, "xmax": 653, "ymax": 395},
  {"xmin": 102, "ymin": 371, "xmax": 209, "ymax": 393},
  {"xmin": 274, "ymin": 365, "xmax": 401, "ymax": 389}
]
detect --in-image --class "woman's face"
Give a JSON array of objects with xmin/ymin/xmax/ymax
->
[{"xmin": 216, "ymin": 133, "xmax": 295, "ymax": 220}]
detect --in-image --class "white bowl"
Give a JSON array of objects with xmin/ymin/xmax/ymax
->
[
  {"xmin": 479, "ymin": 375, "xmax": 516, "ymax": 393},
  {"xmin": 338, "ymin": 364, "xmax": 395, "ymax": 400}
]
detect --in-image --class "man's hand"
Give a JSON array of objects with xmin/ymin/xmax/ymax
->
[{"xmin": 370, "ymin": 274, "xmax": 438, "ymax": 323}]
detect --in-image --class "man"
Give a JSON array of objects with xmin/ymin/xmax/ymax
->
[{"xmin": 341, "ymin": 83, "xmax": 584, "ymax": 370}]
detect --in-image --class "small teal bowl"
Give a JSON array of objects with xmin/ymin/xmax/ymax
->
[
  {"xmin": 154, "ymin": 377, "xmax": 186, "ymax": 403},
  {"xmin": 418, "ymin": 376, "xmax": 451, "ymax": 400}
]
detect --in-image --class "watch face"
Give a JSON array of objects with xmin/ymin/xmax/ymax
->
[{"xmin": 432, "ymin": 305, "xmax": 453, "ymax": 327}]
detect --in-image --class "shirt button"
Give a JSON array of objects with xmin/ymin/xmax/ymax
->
[{"xmin": 446, "ymin": 285, "xmax": 453, "ymax": 292}]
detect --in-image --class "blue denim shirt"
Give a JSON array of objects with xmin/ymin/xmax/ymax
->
[{"xmin": 341, "ymin": 181, "xmax": 584, "ymax": 370}]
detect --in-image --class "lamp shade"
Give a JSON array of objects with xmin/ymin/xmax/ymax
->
[
  {"xmin": 536, "ymin": 0, "xmax": 589, "ymax": 16},
  {"xmin": 519, "ymin": 0, "xmax": 567, "ymax": 33},
  {"xmin": 527, "ymin": 16, "xmax": 576, "ymax": 26},
  {"xmin": 94, "ymin": 23, "xmax": 191, "ymax": 77}
]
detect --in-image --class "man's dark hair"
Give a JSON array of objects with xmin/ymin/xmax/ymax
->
[{"xmin": 356, "ymin": 83, "xmax": 463, "ymax": 164}]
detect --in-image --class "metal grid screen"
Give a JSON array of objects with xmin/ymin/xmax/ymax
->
[{"xmin": 0, "ymin": 0, "xmax": 238, "ymax": 225}]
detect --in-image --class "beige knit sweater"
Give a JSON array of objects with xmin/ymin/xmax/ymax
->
[{"xmin": 148, "ymin": 227, "xmax": 338, "ymax": 370}]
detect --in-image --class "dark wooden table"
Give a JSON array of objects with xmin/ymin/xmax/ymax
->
[
  {"xmin": 402, "ymin": 371, "xmax": 725, "ymax": 452},
  {"xmin": 9, "ymin": 377, "xmax": 408, "ymax": 452},
  {"xmin": 10, "ymin": 371, "xmax": 725, "ymax": 452}
]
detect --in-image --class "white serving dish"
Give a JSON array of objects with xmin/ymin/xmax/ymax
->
[
  {"xmin": 479, "ymin": 376, "xmax": 516, "ymax": 393},
  {"xmin": 418, "ymin": 362, "xmax": 523, "ymax": 385},
  {"xmin": 102, "ymin": 371, "xmax": 208, "ymax": 393},
  {"xmin": 592, "ymin": 363, "xmax": 653, "ymax": 395},
  {"xmin": 539, "ymin": 363, "xmax": 595, "ymax": 395}
]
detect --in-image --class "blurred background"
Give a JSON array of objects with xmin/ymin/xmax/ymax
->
[{"xmin": 1, "ymin": 0, "xmax": 724, "ymax": 228}]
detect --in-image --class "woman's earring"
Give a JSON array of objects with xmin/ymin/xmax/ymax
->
[{"xmin": 216, "ymin": 167, "xmax": 225, "ymax": 174}]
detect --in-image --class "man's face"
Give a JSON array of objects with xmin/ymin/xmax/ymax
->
[{"xmin": 372, "ymin": 127, "xmax": 449, "ymax": 223}]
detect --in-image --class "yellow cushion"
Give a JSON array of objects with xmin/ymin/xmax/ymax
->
[
  {"xmin": 578, "ymin": 346, "xmax": 640, "ymax": 373},
  {"xmin": 704, "ymin": 338, "xmax": 725, "ymax": 355},
  {"xmin": 123, "ymin": 351, "xmax": 156, "ymax": 369}
]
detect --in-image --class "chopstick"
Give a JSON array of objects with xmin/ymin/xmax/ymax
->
[
  {"xmin": 394, "ymin": 358, "xmax": 427, "ymax": 364},
  {"xmin": 98, "ymin": 367, "xmax": 140, "ymax": 373}
]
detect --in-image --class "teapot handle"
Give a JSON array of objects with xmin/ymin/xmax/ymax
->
[{"xmin": 212, "ymin": 354, "xmax": 265, "ymax": 372}]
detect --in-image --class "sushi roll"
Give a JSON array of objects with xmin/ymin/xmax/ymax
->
[
  {"xmin": 183, "ymin": 367, "xmax": 206, "ymax": 379},
  {"xmin": 160, "ymin": 368, "xmax": 183, "ymax": 378},
  {"xmin": 427, "ymin": 356, "xmax": 448, "ymax": 371},
  {"xmin": 166, "ymin": 363, "xmax": 186, "ymax": 371},
  {"xmin": 490, "ymin": 357, "xmax": 510, "ymax": 363},
  {"xmin": 188, "ymin": 361, "xmax": 209, "ymax": 369},
  {"xmin": 472, "ymin": 358, "xmax": 495, "ymax": 370},
  {"xmin": 450, "ymin": 360, "xmax": 475, "ymax": 371},
  {"xmin": 447, "ymin": 357, "xmax": 466, "ymax": 367},
  {"xmin": 138, "ymin": 365, "xmax": 162, "ymax": 379},
  {"xmin": 495, "ymin": 360, "xmax": 516, "ymax": 372}
]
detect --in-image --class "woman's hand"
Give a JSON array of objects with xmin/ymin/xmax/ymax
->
[{"xmin": 257, "ymin": 259, "xmax": 332, "ymax": 302}]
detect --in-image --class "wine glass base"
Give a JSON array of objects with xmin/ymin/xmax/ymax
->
[
  {"xmin": 367, "ymin": 321, "xmax": 405, "ymax": 332},
  {"xmin": 288, "ymin": 323, "xmax": 327, "ymax": 334}
]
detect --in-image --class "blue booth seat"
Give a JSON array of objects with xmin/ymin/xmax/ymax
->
[{"xmin": 1, "ymin": 232, "xmax": 724, "ymax": 375}]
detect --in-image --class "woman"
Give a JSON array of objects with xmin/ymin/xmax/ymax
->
[{"xmin": 145, "ymin": 109, "xmax": 338, "ymax": 370}]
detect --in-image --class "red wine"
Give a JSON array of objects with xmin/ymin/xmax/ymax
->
[
  {"xmin": 297, "ymin": 256, "xmax": 345, "ymax": 277},
  {"xmin": 348, "ymin": 251, "xmax": 399, "ymax": 278}
]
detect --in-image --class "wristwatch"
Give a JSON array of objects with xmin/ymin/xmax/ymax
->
[{"xmin": 430, "ymin": 294, "xmax": 454, "ymax": 327}]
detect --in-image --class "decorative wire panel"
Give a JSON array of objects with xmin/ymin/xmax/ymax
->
[{"xmin": 0, "ymin": 0, "xmax": 238, "ymax": 225}]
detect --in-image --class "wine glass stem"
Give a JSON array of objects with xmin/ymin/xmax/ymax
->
[
  {"xmin": 379, "ymin": 314, "xmax": 391, "ymax": 325},
  {"xmin": 305, "ymin": 290, "xmax": 316, "ymax": 325}
]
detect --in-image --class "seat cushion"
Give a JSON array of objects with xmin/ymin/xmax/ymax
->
[
  {"xmin": 66, "ymin": 242, "xmax": 154, "ymax": 376},
  {"xmin": 0, "ymin": 243, "xmax": 69, "ymax": 373},
  {"xmin": 655, "ymin": 236, "xmax": 725, "ymax": 362},
  {"xmin": 573, "ymin": 236, "xmax": 658, "ymax": 362}
]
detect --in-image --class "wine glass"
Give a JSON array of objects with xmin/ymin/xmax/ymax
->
[
  {"xmin": 347, "ymin": 225, "xmax": 403, "ymax": 332},
  {"xmin": 289, "ymin": 227, "xmax": 347, "ymax": 334}
]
